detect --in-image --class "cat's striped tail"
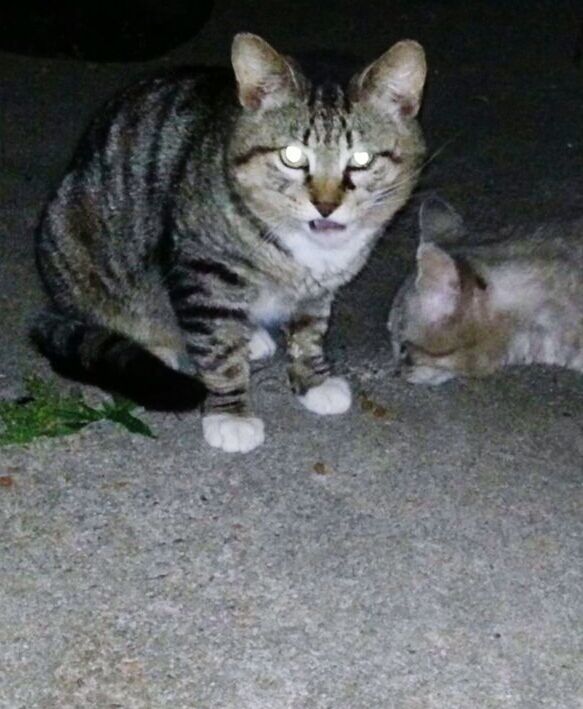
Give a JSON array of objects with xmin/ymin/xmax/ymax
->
[
  {"xmin": 31, "ymin": 310, "xmax": 146, "ymax": 373},
  {"xmin": 30, "ymin": 309, "xmax": 205, "ymax": 409}
]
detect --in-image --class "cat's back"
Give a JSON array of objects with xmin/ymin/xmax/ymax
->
[
  {"xmin": 462, "ymin": 218, "xmax": 583, "ymax": 267},
  {"xmin": 68, "ymin": 66, "xmax": 234, "ymax": 185},
  {"xmin": 459, "ymin": 220, "xmax": 583, "ymax": 319},
  {"xmin": 38, "ymin": 67, "xmax": 235, "ymax": 261},
  {"xmin": 36, "ymin": 66, "xmax": 236, "ymax": 311}
]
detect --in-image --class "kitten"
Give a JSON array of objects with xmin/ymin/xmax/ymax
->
[
  {"xmin": 389, "ymin": 197, "xmax": 583, "ymax": 384},
  {"xmin": 33, "ymin": 33, "xmax": 427, "ymax": 452}
]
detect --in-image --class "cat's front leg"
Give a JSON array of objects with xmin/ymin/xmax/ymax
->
[
  {"xmin": 200, "ymin": 350, "xmax": 265, "ymax": 453},
  {"xmin": 197, "ymin": 338, "xmax": 265, "ymax": 453},
  {"xmin": 169, "ymin": 253, "xmax": 266, "ymax": 453},
  {"xmin": 286, "ymin": 298, "xmax": 352, "ymax": 416},
  {"xmin": 172, "ymin": 302, "xmax": 264, "ymax": 453}
]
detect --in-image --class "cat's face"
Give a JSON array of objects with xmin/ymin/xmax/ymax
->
[
  {"xmin": 229, "ymin": 34, "xmax": 427, "ymax": 250},
  {"xmin": 388, "ymin": 200, "xmax": 506, "ymax": 384},
  {"xmin": 389, "ymin": 269, "xmax": 488, "ymax": 385}
]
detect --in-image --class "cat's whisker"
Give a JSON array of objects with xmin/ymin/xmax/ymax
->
[
  {"xmin": 261, "ymin": 217, "xmax": 290, "ymax": 245},
  {"xmin": 421, "ymin": 133, "xmax": 462, "ymax": 171},
  {"xmin": 368, "ymin": 137, "xmax": 461, "ymax": 211},
  {"xmin": 366, "ymin": 172, "xmax": 420, "ymax": 209}
]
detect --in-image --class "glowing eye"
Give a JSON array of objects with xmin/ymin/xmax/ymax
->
[
  {"xmin": 350, "ymin": 151, "xmax": 373, "ymax": 168},
  {"xmin": 280, "ymin": 145, "xmax": 307, "ymax": 168}
]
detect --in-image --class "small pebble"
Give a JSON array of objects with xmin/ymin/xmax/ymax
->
[
  {"xmin": 313, "ymin": 462, "xmax": 331, "ymax": 475},
  {"xmin": 360, "ymin": 397, "xmax": 374, "ymax": 412}
]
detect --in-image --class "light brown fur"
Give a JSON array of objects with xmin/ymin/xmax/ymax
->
[{"xmin": 389, "ymin": 198, "xmax": 583, "ymax": 384}]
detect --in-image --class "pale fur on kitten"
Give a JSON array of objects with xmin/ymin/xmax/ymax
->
[{"xmin": 389, "ymin": 197, "xmax": 583, "ymax": 384}]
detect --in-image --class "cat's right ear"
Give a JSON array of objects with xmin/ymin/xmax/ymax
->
[
  {"xmin": 232, "ymin": 33, "xmax": 301, "ymax": 111},
  {"xmin": 350, "ymin": 40, "xmax": 426, "ymax": 119},
  {"xmin": 419, "ymin": 197, "xmax": 466, "ymax": 244},
  {"xmin": 415, "ymin": 243, "xmax": 461, "ymax": 322}
]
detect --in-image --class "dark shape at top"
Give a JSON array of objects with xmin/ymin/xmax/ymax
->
[{"xmin": 0, "ymin": 0, "xmax": 214, "ymax": 62}]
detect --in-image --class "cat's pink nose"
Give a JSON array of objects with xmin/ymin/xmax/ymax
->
[{"xmin": 313, "ymin": 201, "xmax": 338, "ymax": 218}]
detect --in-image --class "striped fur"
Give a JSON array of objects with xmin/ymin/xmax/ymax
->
[{"xmin": 34, "ymin": 33, "xmax": 427, "ymax": 450}]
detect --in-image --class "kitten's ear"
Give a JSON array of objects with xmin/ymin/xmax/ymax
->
[
  {"xmin": 350, "ymin": 40, "xmax": 426, "ymax": 118},
  {"xmin": 419, "ymin": 197, "xmax": 466, "ymax": 244},
  {"xmin": 415, "ymin": 243, "xmax": 460, "ymax": 321},
  {"xmin": 231, "ymin": 33, "xmax": 301, "ymax": 111}
]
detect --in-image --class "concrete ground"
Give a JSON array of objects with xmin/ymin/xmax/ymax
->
[{"xmin": 1, "ymin": 1, "xmax": 582, "ymax": 706}]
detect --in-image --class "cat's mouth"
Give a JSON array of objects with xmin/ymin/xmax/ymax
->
[{"xmin": 309, "ymin": 219, "xmax": 346, "ymax": 233}]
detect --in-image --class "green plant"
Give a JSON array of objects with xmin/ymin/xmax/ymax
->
[{"xmin": 0, "ymin": 376, "xmax": 154, "ymax": 446}]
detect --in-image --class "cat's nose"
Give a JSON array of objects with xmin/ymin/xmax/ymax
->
[{"xmin": 313, "ymin": 201, "xmax": 338, "ymax": 218}]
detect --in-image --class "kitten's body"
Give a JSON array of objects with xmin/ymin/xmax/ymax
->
[
  {"xmin": 34, "ymin": 34, "xmax": 427, "ymax": 451},
  {"xmin": 389, "ymin": 199, "xmax": 583, "ymax": 384}
]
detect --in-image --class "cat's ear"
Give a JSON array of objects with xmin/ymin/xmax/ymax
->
[
  {"xmin": 231, "ymin": 33, "xmax": 301, "ymax": 111},
  {"xmin": 415, "ymin": 243, "xmax": 461, "ymax": 321},
  {"xmin": 419, "ymin": 197, "xmax": 466, "ymax": 244},
  {"xmin": 350, "ymin": 40, "xmax": 426, "ymax": 118}
]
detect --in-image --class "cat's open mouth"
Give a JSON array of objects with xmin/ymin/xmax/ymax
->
[{"xmin": 309, "ymin": 219, "xmax": 346, "ymax": 233}]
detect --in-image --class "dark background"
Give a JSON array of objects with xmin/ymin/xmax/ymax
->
[
  {"xmin": 1, "ymin": 1, "xmax": 581, "ymax": 65},
  {"xmin": 0, "ymin": 0, "xmax": 215, "ymax": 61}
]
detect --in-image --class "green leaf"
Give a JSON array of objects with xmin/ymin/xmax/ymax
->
[
  {"xmin": 105, "ymin": 407, "xmax": 156, "ymax": 438},
  {"xmin": 0, "ymin": 375, "xmax": 156, "ymax": 446}
]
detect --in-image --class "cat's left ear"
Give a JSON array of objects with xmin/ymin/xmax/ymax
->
[
  {"xmin": 350, "ymin": 40, "xmax": 427, "ymax": 119},
  {"xmin": 415, "ymin": 243, "xmax": 461, "ymax": 322},
  {"xmin": 232, "ymin": 33, "xmax": 302, "ymax": 111}
]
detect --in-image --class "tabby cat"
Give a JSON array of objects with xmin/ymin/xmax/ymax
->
[
  {"xmin": 389, "ymin": 198, "xmax": 583, "ymax": 384},
  {"xmin": 34, "ymin": 33, "xmax": 427, "ymax": 452}
]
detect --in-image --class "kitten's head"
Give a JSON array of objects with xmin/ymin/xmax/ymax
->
[
  {"xmin": 229, "ymin": 33, "xmax": 427, "ymax": 250},
  {"xmin": 388, "ymin": 198, "xmax": 507, "ymax": 384}
]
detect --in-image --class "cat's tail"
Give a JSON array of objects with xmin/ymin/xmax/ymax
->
[
  {"xmin": 30, "ymin": 309, "xmax": 205, "ymax": 409},
  {"xmin": 31, "ymin": 309, "xmax": 147, "ymax": 372}
]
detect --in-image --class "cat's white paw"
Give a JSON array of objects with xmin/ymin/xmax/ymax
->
[
  {"xmin": 406, "ymin": 366, "xmax": 455, "ymax": 385},
  {"xmin": 298, "ymin": 376, "xmax": 352, "ymax": 415},
  {"xmin": 202, "ymin": 413, "xmax": 265, "ymax": 453},
  {"xmin": 248, "ymin": 328, "xmax": 277, "ymax": 361}
]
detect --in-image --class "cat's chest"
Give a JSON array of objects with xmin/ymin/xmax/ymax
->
[
  {"xmin": 276, "ymin": 225, "xmax": 375, "ymax": 283},
  {"xmin": 247, "ymin": 226, "xmax": 376, "ymax": 326},
  {"xmin": 249, "ymin": 285, "xmax": 298, "ymax": 327}
]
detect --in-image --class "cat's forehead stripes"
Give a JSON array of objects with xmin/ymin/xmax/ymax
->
[{"xmin": 304, "ymin": 83, "xmax": 353, "ymax": 148}]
